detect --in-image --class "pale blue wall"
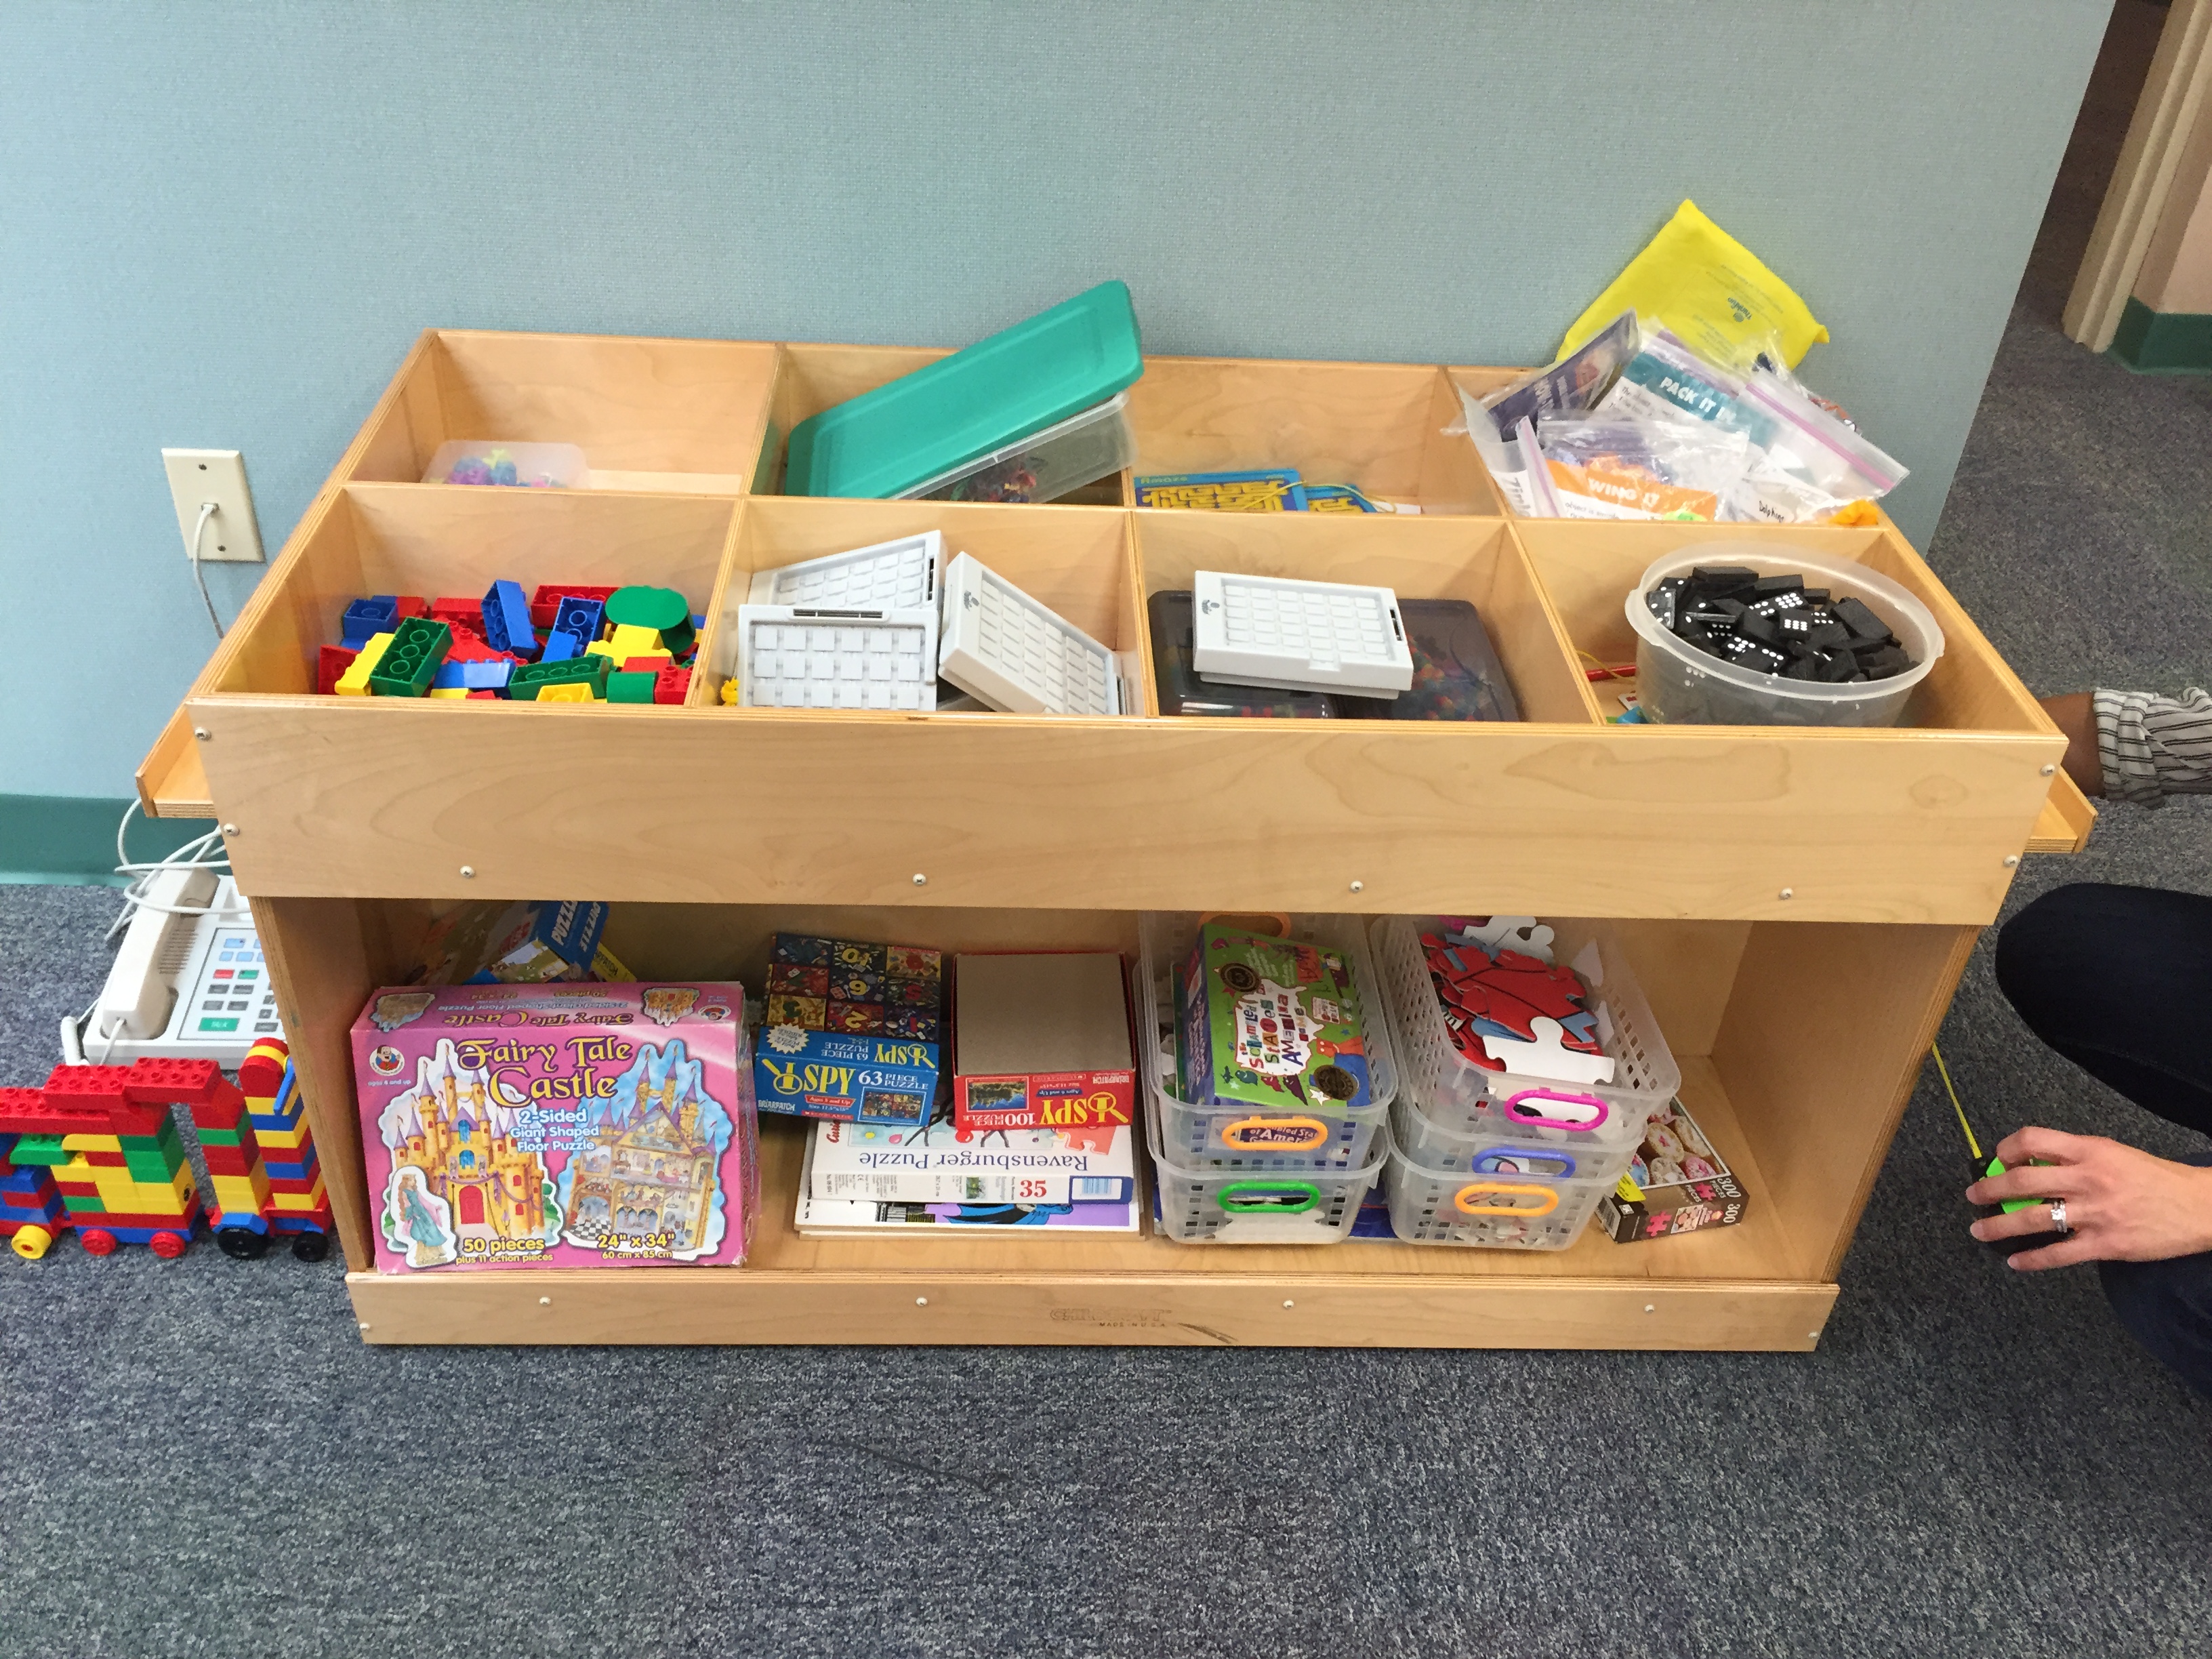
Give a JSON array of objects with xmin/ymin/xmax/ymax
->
[{"xmin": 1, "ymin": 0, "xmax": 2112, "ymax": 798}]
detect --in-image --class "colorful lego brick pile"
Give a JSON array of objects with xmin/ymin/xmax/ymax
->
[
  {"xmin": 239, "ymin": 1041, "xmax": 332, "ymax": 1255},
  {"xmin": 319, "ymin": 581, "xmax": 701, "ymax": 705},
  {"xmin": 1420, "ymin": 922, "xmax": 1603, "ymax": 1076},
  {"xmin": 764, "ymin": 935, "xmax": 945, "ymax": 1042},
  {"xmin": 1, "ymin": 1063, "xmax": 209, "ymax": 1258}
]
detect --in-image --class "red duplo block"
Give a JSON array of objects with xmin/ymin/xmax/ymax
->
[
  {"xmin": 393, "ymin": 596, "xmax": 429, "ymax": 618},
  {"xmin": 529, "ymin": 583, "xmax": 617, "ymax": 630},
  {"xmin": 123, "ymin": 1057, "xmax": 223, "ymax": 1107},
  {"xmin": 264, "ymin": 1174, "xmax": 321, "ymax": 1196},
  {"xmin": 466, "ymin": 689, "xmax": 498, "ymax": 699},
  {"xmin": 316, "ymin": 644, "xmax": 358, "ymax": 695},
  {"xmin": 430, "ymin": 597, "xmax": 484, "ymax": 630},
  {"xmin": 444, "ymin": 630, "xmax": 518, "ymax": 667},
  {"xmin": 653, "ymin": 666, "xmax": 692, "ymax": 705},
  {"xmin": 236, "ymin": 1042, "xmax": 287, "ymax": 1099},
  {"xmin": 199, "ymin": 1144, "xmax": 253, "ymax": 1176},
  {"xmin": 42, "ymin": 1066, "xmax": 129, "ymax": 1109}
]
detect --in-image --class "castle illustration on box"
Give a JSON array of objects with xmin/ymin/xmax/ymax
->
[{"xmin": 362, "ymin": 1006, "xmax": 748, "ymax": 1270}]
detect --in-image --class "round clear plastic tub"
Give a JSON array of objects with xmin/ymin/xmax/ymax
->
[
  {"xmin": 1380, "ymin": 1139, "xmax": 1614, "ymax": 1249},
  {"xmin": 1623, "ymin": 544, "xmax": 1943, "ymax": 727},
  {"xmin": 1145, "ymin": 1096, "xmax": 1386, "ymax": 1245},
  {"xmin": 422, "ymin": 439, "xmax": 588, "ymax": 488},
  {"xmin": 1370, "ymin": 914, "xmax": 1677, "ymax": 1152},
  {"xmin": 1389, "ymin": 1094, "xmax": 1637, "ymax": 1189},
  {"xmin": 1134, "ymin": 912, "xmax": 1397, "ymax": 1172}
]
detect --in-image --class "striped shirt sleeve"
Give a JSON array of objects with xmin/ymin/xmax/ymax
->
[{"xmin": 2094, "ymin": 687, "xmax": 2212, "ymax": 804}]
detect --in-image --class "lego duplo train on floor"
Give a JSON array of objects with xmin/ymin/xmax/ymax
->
[{"xmin": 350, "ymin": 981, "xmax": 756, "ymax": 1271}]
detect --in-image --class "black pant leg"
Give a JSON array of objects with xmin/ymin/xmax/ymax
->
[{"xmin": 1993, "ymin": 883, "xmax": 2212, "ymax": 1139}]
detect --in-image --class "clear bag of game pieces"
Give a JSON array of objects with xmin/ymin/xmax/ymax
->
[
  {"xmin": 1368, "ymin": 914, "xmax": 1678, "ymax": 1151},
  {"xmin": 1133, "ymin": 912, "xmax": 1397, "ymax": 1172}
]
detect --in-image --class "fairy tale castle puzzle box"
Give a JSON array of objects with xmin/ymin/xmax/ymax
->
[{"xmin": 350, "ymin": 981, "xmax": 756, "ymax": 1272}]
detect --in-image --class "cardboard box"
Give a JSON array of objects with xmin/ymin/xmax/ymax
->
[
  {"xmin": 1176, "ymin": 923, "xmax": 1375, "ymax": 1111},
  {"xmin": 754, "ymin": 934, "xmax": 946, "ymax": 1123},
  {"xmin": 951, "ymin": 952, "xmax": 1136, "ymax": 1131},
  {"xmin": 807, "ymin": 1108, "xmax": 1135, "ymax": 1206},
  {"xmin": 1596, "ymin": 1097, "xmax": 1748, "ymax": 1243},
  {"xmin": 352, "ymin": 980, "xmax": 755, "ymax": 1271}
]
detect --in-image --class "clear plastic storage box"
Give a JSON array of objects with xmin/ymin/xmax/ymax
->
[
  {"xmin": 422, "ymin": 440, "xmax": 588, "ymax": 488},
  {"xmin": 1380, "ymin": 1135, "xmax": 1616, "ymax": 1249},
  {"xmin": 1134, "ymin": 911, "xmax": 1397, "ymax": 1172},
  {"xmin": 1370, "ymin": 914, "xmax": 1678, "ymax": 1152},
  {"xmin": 1146, "ymin": 1097, "xmax": 1387, "ymax": 1244},
  {"xmin": 1389, "ymin": 1093, "xmax": 1639, "ymax": 1187},
  {"xmin": 895, "ymin": 393, "xmax": 1134, "ymax": 505}
]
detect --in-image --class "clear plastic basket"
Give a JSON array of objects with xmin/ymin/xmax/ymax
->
[
  {"xmin": 1134, "ymin": 912, "xmax": 1398, "ymax": 1171},
  {"xmin": 1380, "ymin": 1139, "xmax": 1615, "ymax": 1250},
  {"xmin": 1146, "ymin": 1096, "xmax": 1386, "ymax": 1244},
  {"xmin": 1370, "ymin": 914, "xmax": 1678, "ymax": 1151},
  {"xmin": 422, "ymin": 439, "xmax": 588, "ymax": 489},
  {"xmin": 1390, "ymin": 1094, "xmax": 1637, "ymax": 1188},
  {"xmin": 895, "ymin": 393, "xmax": 1134, "ymax": 505}
]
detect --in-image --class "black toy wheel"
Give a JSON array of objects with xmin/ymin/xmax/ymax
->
[
  {"xmin": 216, "ymin": 1226, "xmax": 272, "ymax": 1261},
  {"xmin": 291, "ymin": 1231, "xmax": 331, "ymax": 1263}
]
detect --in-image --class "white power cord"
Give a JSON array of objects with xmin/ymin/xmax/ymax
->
[{"xmin": 188, "ymin": 498, "xmax": 225, "ymax": 638}]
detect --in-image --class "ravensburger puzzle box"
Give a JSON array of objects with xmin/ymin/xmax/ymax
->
[{"xmin": 352, "ymin": 981, "xmax": 756, "ymax": 1272}]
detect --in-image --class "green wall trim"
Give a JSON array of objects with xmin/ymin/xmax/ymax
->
[
  {"xmin": 0, "ymin": 795, "xmax": 211, "ymax": 886},
  {"xmin": 2110, "ymin": 296, "xmax": 2212, "ymax": 374}
]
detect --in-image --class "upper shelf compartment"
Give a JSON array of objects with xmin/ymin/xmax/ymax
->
[{"xmin": 342, "ymin": 329, "xmax": 780, "ymax": 495}]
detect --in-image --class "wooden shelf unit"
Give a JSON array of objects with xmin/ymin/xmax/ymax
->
[{"xmin": 138, "ymin": 327, "xmax": 2089, "ymax": 1350}]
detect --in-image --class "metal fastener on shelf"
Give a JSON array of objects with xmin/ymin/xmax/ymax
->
[
  {"xmin": 916, "ymin": 1296, "xmax": 928, "ymax": 1307},
  {"xmin": 2041, "ymin": 763, "xmax": 2057, "ymax": 776},
  {"xmin": 2003, "ymin": 855, "xmax": 2020, "ymax": 867},
  {"xmin": 192, "ymin": 727, "xmax": 208, "ymax": 740},
  {"xmin": 1349, "ymin": 881, "xmax": 1364, "ymax": 893},
  {"xmin": 460, "ymin": 865, "xmax": 475, "ymax": 878},
  {"xmin": 539, "ymin": 1296, "xmax": 551, "ymax": 1306},
  {"xmin": 1808, "ymin": 1331, "xmax": 1820, "ymax": 1340},
  {"xmin": 1778, "ymin": 888, "xmax": 1793, "ymax": 901},
  {"xmin": 222, "ymin": 823, "xmax": 239, "ymax": 836},
  {"xmin": 358, "ymin": 1322, "xmax": 371, "ymax": 1332},
  {"xmin": 1644, "ymin": 1304, "xmax": 1656, "ymax": 1314},
  {"xmin": 913, "ymin": 874, "xmax": 927, "ymax": 886},
  {"xmin": 1282, "ymin": 1299, "xmax": 1295, "ymax": 1309}
]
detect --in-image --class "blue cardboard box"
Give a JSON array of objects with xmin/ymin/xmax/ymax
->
[{"xmin": 754, "ymin": 1026, "xmax": 943, "ymax": 1125}]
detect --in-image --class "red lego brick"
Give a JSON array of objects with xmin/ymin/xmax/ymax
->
[
  {"xmin": 529, "ymin": 583, "xmax": 617, "ymax": 629},
  {"xmin": 443, "ymin": 629, "xmax": 518, "ymax": 666},
  {"xmin": 466, "ymin": 689, "xmax": 499, "ymax": 698},
  {"xmin": 121, "ymin": 1057, "xmax": 223, "ymax": 1107},
  {"xmin": 653, "ymin": 666, "xmax": 693, "ymax": 705},
  {"xmin": 316, "ymin": 644, "xmax": 359, "ymax": 695},
  {"xmin": 430, "ymin": 597, "xmax": 485, "ymax": 631},
  {"xmin": 236, "ymin": 1042, "xmax": 288, "ymax": 1099},
  {"xmin": 42, "ymin": 1066, "xmax": 129, "ymax": 1109},
  {"xmin": 263, "ymin": 1174, "xmax": 322, "ymax": 1196},
  {"xmin": 393, "ymin": 595, "xmax": 429, "ymax": 618},
  {"xmin": 199, "ymin": 1144, "xmax": 253, "ymax": 1176}
]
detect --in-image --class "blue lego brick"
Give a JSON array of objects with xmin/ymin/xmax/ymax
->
[
  {"xmin": 211, "ymin": 1211, "xmax": 270, "ymax": 1234},
  {"xmin": 271, "ymin": 1216, "xmax": 327, "ymax": 1234},
  {"xmin": 89, "ymin": 1224, "xmax": 194, "ymax": 1244},
  {"xmin": 262, "ymin": 1147, "xmax": 321, "ymax": 1183},
  {"xmin": 550, "ymin": 596, "xmax": 605, "ymax": 653},
  {"xmin": 482, "ymin": 579, "xmax": 538, "ymax": 659},
  {"xmin": 691, "ymin": 614, "xmax": 705, "ymax": 630},
  {"xmin": 539, "ymin": 629, "xmax": 579, "ymax": 663},
  {"xmin": 431, "ymin": 659, "xmax": 514, "ymax": 692},
  {"xmin": 341, "ymin": 596, "xmax": 399, "ymax": 649}
]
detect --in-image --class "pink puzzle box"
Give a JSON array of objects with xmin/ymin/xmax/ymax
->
[{"xmin": 350, "ymin": 981, "xmax": 756, "ymax": 1272}]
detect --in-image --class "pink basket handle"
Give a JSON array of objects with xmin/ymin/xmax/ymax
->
[{"xmin": 1500, "ymin": 1087, "xmax": 1609, "ymax": 1133}]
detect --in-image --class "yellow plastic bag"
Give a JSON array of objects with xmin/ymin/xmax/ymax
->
[{"xmin": 1558, "ymin": 200, "xmax": 1828, "ymax": 369}]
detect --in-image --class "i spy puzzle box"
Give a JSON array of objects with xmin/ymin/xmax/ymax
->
[
  {"xmin": 755, "ymin": 934, "xmax": 946, "ymax": 1124},
  {"xmin": 352, "ymin": 981, "xmax": 756, "ymax": 1272}
]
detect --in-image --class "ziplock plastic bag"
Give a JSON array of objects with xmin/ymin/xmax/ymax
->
[
  {"xmin": 1534, "ymin": 414, "xmax": 1752, "ymax": 521},
  {"xmin": 1558, "ymin": 199, "xmax": 1828, "ymax": 369},
  {"xmin": 1482, "ymin": 310, "xmax": 1637, "ymax": 432}
]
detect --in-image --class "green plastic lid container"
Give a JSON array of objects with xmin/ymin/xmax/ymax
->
[{"xmin": 785, "ymin": 281, "xmax": 1143, "ymax": 500}]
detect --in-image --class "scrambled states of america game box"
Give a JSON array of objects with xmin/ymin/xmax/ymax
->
[{"xmin": 351, "ymin": 981, "xmax": 756, "ymax": 1273}]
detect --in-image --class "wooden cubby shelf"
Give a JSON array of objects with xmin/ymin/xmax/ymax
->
[{"xmin": 138, "ymin": 327, "xmax": 2094, "ymax": 1350}]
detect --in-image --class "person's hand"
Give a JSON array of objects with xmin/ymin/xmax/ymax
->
[
  {"xmin": 1966, "ymin": 1126, "xmax": 2212, "ymax": 1269},
  {"xmin": 2036, "ymin": 692, "xmax": 2103, "ymax": 797}
]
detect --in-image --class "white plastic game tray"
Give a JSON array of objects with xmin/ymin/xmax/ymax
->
[
  {"xmin": 937, "ymin": 552, "xmax": 1121, "ymax": 716},
  {"xmin": 746, "ymin": 531, "xmax": 942, "ymax": 611},
  {"xmin": 734, "ymin": 605, "xmax": 939, "ymax": 710},
  {"xmin": 1191, "ymin": 571, "xmax": 1413, "ymax": 698}
]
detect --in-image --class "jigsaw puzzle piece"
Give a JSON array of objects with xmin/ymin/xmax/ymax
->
[
  {"xmin": 1479, "ymin": 1017, "xmax": 1618, "ymax": 1086},
  {"xmin": 1454, "ymin": 916, "xmax": 1557, "ymax": 964}
]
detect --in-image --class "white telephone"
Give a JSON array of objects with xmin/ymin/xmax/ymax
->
[{"xmin": 61, "ymin": 872, "xmax": 281, "ymax": 1067}]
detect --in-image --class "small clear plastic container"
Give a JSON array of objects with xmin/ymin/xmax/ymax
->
[
  {"xmin": 1381, "ymin": 1140, "xmax": 1614, "ymax": 1249},
  {"xmin": 895, "ymin": 393, "xmax": 1133, "ymax": 505},
  {"xmin": 1134, "ymin": 912, "xmax": 1397, "ymax": 1171},
  {"xmin": 1389, "ymin": 1094, "xmax": 1637, "ymax": 1188},
  {"xmin": 1146, "ymin": 1097, "xmax": 1387, "ymax": 1245},
  {"xmin": 1624, "ymin": 545, "xmax": 1944, "ymax": 728},
  {"xmin": 1370, "ymin": 914, "xmax": 1678, "ymax": 1151},
  {"xmin": 423, "ymin": 440, "xmax": 588, "ymax": 489}
]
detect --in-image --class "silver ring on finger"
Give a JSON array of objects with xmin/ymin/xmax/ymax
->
[{"xmin": 2049, "ymin": 1197, "xmax": 2070, "ymax": 1236}]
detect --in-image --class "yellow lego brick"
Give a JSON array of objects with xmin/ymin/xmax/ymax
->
[
  {"xmin": 59, "ymin": 1133, "xmax": 123, "ymax": 1153},
  {"xmin": 335, "ymin": 632, "xmax": 394, "ymax": 695},
  {"xmin": 584, "ymin": 640, "xmax": 618, "ymax": 660},
  {"xmin": 537, "ymin": 682, "xmax": 596, "ymax": 703},
  {"xmin": 211, "ymin": 1171, "xmax": 272, "ymax": 1211},
  {"xmin": 89, "ymin": 1167, "xmax": 196, "ymax": 1216},
  {"xmin": 253, "ymin": 1120, "xmax": 311, "ymax": 1151},
  {"xmin": 428, "ymin": 686, "xmax": 470, "ymax": 699},
  {"xmin": 719, "ymin": 676, "xmax": 740, "ymax": 705},
  {"xmin": 272, "ymin": 1177, "xmax": 327, "ymax": 1213},
  {"xmin": 608, "ymin": 622, "xmax": 661, "ymax": 659}
]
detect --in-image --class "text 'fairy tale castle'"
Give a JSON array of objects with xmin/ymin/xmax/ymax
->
[
  {"xmin": 388, "ymin": 1068, "xmax": 547, "ymax": 1244},
  {"xmin": 567, "ymin": 1068, "xmax": 718, "ymax": 1250}
]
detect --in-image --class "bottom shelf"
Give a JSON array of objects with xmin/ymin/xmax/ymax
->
[{"xmin": 346, "ymin": 1058, "xmax": 1837, "ymax": 1351}]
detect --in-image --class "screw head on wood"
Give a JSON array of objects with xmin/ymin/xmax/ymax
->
[
  {"xmin": 1283, "ymin": 1299, "xmax": 1295, "ymax": 1309},
  {"xmin": 1349, "ymin": 881, "xmax": 1364, "ymax": 893},
  {"xmin": 1644, "ymin": 1304, "xmax": 1656, "ymax": 1313},
  {"xmin": 539, "ymin": 1296, "xmax": 551, "ymax": 1306},
  {"xmin": 2041, "ymin": 764, "xmax": 2056, "ymax": 776},
  {"xmin": 915, "ymin": 1296, "xmax": 928, "ymax": 1307},
  {"xmin": 460, "ymin": 865, "xmax": 475, "ymax": 878},
  {"xmin": 2003, "ymin": 855, "xmax": 2020, "ymax": 867},
  {"xmin": 222, "ymin": 823, "xmax": 239, "ymax": 836},
  {"xmin": 1778, "ymin": 888, "xmax": 1793, "ymax": 901},
  {"xmin": 192, "ymin": 727, "xmax": 209, "ymax": 740},
  {"xmin": 912, "ymin": 874, "xmax": 927, "ymax": 886}
]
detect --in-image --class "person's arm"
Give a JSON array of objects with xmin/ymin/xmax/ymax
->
[
  {"xmin": 2053, "ymin": 687, "xmax": 2212, "ymax": 805},
  {"xmin": 1967, "ymin": 1126, "xmax": 2212, "ymax": 1269}
]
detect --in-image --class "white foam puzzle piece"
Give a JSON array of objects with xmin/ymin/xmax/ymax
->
[
  {"xmin": 747, "ymin": 532, "xmax": 941, "ymax": 611},
  {"xmin": 735, "ymin": 604, "xmax": 937, "ymax": 710},
  {"xmin": 1456, "ymin": 916, "xmax": 1555, "ymax": 962},
  {"xmin": 1189, "ymin": 569, "xmax": 1414, "ymax": 697},
  {"xmin": 937, "ymin": 552, "xmax": 1119, "ymax": 716},
  {"xmin": 1480, "ymin": 1017, "xmax": 1618, "ymax": 1086}
]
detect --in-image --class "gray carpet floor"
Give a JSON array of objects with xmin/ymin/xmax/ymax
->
[{"xmin": 4, "ymin": 307, "xmax": 2210, "ymax": 1658}]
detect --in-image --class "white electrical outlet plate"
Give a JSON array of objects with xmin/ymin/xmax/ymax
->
[{"xmin": 162, "ymin": 448, "xmax": 264, "ymax": 562}]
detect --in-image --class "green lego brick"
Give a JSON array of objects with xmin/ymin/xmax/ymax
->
[
  {"xmin": 122, "ymin": 1149, "xmax": 182, "ymax": 1183},
  {"xmin": 197, "ymin": 1125, "xmax": 244, "ymax": 1148},
  {"xmin": 367, "ymin": 617, "xmax": 452, "ymax": 697},
  {"xmin": 61, "ymin": 1193, "xmax": 106, "ymax": 1214},
  {"xmin": 607, "ymin": 669, "xmax": 657, "ymax": 704},
  {"xmin": 9, "ymin": 1134, "xmax": 68, "ymax": 1167},
  {"xmin": 509, "ymin": 655, "xmax": 610, "ymax": 701}
]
